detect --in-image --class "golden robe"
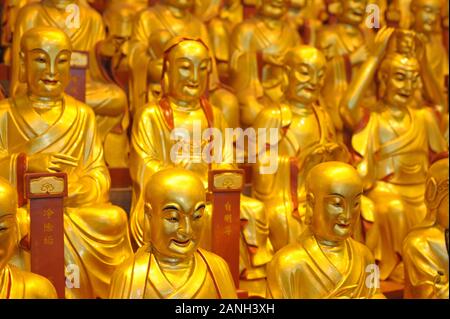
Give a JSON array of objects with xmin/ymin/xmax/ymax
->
[
  {"xmin": 266, "ymin": 229, "xmax": 380, "ymax": 299},
  {"xmin": 0, "ymin": 264, "xmax": 57, "ymax": 299},
  {"xmin": 403, "ymin": 225, "xmax": 449, "ymax": 299},
  {"xmin": 0, "ymin": 95, "xmax": 132, "ymax": 298},
  {"xmin": 109, "ymin": 246, "xmax": 237, "ymax": 299},
  {"xmin": 11, "ymin": 1, "xmax": 127, "ymax": 143},
  {"xmin": 352, "ymin": 106, "xmax": 448, "ymax": 279},
  {"xmin": 130, "ymin": 101, "xmax": 273, "ymax": 295}
]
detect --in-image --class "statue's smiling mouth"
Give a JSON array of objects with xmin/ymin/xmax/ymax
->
[
  {"xmin": 336, "ymin": 222, "xmax": 351, "ymax": 229},
  {"xmin": 172, "ymin": 239, "xmax": 191, "ymax": 247},
  {"xmin": 41, "ymin": 79, "xmax": 59, "ymax": 86}
]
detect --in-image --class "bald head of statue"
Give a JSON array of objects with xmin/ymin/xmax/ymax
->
[
  {"xmin": 20, "ymin": 27, "xmax": 72, "ymax": 99},
  {"xmin": 144, "ymin": 168, "xmax": 207, "ymax": 261},
  {"xmin": 0, "ymin": 178, "xmax": 18, "ymax": 270},
  {"xmin": 305, "ymin": 162, "xmax": 363, "ymax": 244}
]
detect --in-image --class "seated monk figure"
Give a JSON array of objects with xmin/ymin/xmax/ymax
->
[
  {"xmin": 128, "ymin": 0, "xmax": 239, "ymax": 128},
  {"xmin": 316, "ymin": 0, "xmax": 376, "ymax": 142},
  {"xmin": 10, "ymin": 0, "xmax": 128, "ymax": 168},
  {"xmin": 130, "ymin": 38, "xmax": 273, "ymax": 297},
  {"xmin": 0, "ymin": 177, "xmax": 57, "ymax": 299},
  {"xmin": 340, "ymin": 28, "xmax": 448, "ymax": 281},
  {"xmin": 403, "ymin": 154, "xmax": 449, "ymax": 299},
  {"xmin": 110, "ymin": 168, "xmax": 237, "ymax": 299},
  {"xmin": 266, "ymin": 162, "xmax": 384, "ymax": 299},
  {"xmin": 229, "ymin": 0, "xmax": 301, "ymax": 127},
  {"xmin": 251, "ymin": 45, "xmax": 350, "ymax": 252},
  {"xmin": 0, "ymin": 27, "xmax": 132, "ymax": 299}
]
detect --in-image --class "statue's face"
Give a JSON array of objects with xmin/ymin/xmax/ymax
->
[
  {"xmin": 0, "ymin": 184, "xmax": 17, "ymax": 271},
  {"xmin": 310, "ymin": 173, "xmax": 362, "ymax": 243},
  {"xmin": 23, "ymin": 38, "xmax": 71, "ymax": 99},
  {"xmin": 412, "ymin": 0, "xmax": 442, "ymax": 33},
  {"xmin": 339, "ymin": 0, "xmax": 367, "ymax": 25},
  {"xmin": 383, "ymin": 61, "xmax": 420, "ymax": 108},
  {"xmin": 164, "ymin": 0, "xmax": 194, "ymax": 10},
  {"xmin": 166, "ymin": 41, "xmax": 210, "ymax": 103},
  {"xmin": 287, "ymin": 51, "xmax": 326, "ymax": 105},
  {"xmin": 260, "ymin": 0, "xmax": 289, "ymax": 19},
  {"xmin": 147, "ymin": 176, "xmax": 206, "ymax": 260}
]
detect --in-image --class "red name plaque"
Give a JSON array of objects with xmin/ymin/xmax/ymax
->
[
  {"xmin": 208, "ymin": 169, "xmax": 244, "ymax": 289},
  {"xmin": 25, "ymin": 173, "xmax": 68, "ymax": 299}
]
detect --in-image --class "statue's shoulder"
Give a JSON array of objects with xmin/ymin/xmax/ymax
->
[
  {"xmin": 135, "ymin": 102, "xmax": 163, "ymax": 122},
  {"xmin": 254, "ymin": 102, "xmax": 288, "ymax": 129},
  {"xmin": 232, "ymin": 19, "xmax": 258, "ymax": 37},
  {"xmin": 17, "ymin": 2, "xmax": 42, "ymax": 17},
  {"xmin": 11, "ymin": 265, "xmax": 58, "ymax": 299},
  {"xmin": 64, "ymin": 95, "xmax": 96, "ymax": 119},
  {"xmin": 271, "ymin": 242, "xmax": 308, "ymax": 273},
  {"xmin": 198, "ymin": 248, "xmax": 229, "ymax": 270},
  {"xmin": 403, "ymin": 226, "xmax": 437, "ymax": 255}
]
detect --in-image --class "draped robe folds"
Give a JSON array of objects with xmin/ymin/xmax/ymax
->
[
  {"xmin": 0, "ymin": 264, "xmax": 58, "ymax": 299},
  {"xmin": 352, "ymin": 106, "xmax": 448, "ymax": 280},
  {"xmin": 109, "ymin": 246, "xmax": 237, "ymax": 299},
  {"xmin": 11, "ymin": 1, "xmax": 127, "ymax": 143},
  {"xmin": 252, "ymin": 103, "xmax": 349, "ymax": 251},
  {"xmin": 266, "ymin": 228, "xmax": 379, "ymax": 299},
  {"xmin": 403, "ymin": 226, "xmax": 449, "ymax": 299},
  {"xmin": 129, "ymin": 102, "xmax": 273, "ymax": 293},
  {"xmin": 229, "ymin": 18, "xmax": 301, "ymax": 107},
  {"xmin": 0, "ymin": 95, "xmax": 133, "ymax": 299}
]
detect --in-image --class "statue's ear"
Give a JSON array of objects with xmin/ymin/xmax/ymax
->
[
  {"xmin": 19, "ymin": 52, "xmax": 26, "ymax": 83},
  {"xmin": 328, "ymin": 1, "xmax": 343, "ymax": 16},
  {"xmin": 425, "ymin": 177, "xmax": 438, "ymax": 205},
  {"xmin": 144, "ymin": 202, "xmax": 153, "ymax": 218},
  {"xmin": 305, "ymin": 192, "xmax": 315, "ymax": 225}
]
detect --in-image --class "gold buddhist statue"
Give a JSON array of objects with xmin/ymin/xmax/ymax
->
[
  {"xmin": 110, "ymin": 168, "xmax": 237, "ymax": 299},
  {"xmin": 403, "ymin": 155, "xmax": 449, "ymax": 299},
  {"xmin": 0, "ymin": 177, "xmax": 58, "ymax": 299},
  {"xmin": 128, "ymin": 0, "xmax": 239, "ymax": 128},
  {"xmin": 252, "ymin": 45, "xmax": 350, "ymax": 252},
  {"xmin": 316, "ymin": 0, "xmax": 375, "ymax": 141},
  {"xmin": 266, "ymin": 162, "xmax": 383, "ymax": 299},
  {"xmin": 0, "ymin": 27, "xmax": 132, "ymax": 298},
  {"xmin": 229, "ymin": 0, "xmax": 301, "ymax": 126},
  {"xmin": 10, "ymin": 0, "xmax": 129, "ymax": 168},
  {"xmin": 129, "ymin": 38, "xmax": 273, "ymax": 297},
  {"xmin": 342, "ymin": 28, "xmax": 448, "ymax": 281}
]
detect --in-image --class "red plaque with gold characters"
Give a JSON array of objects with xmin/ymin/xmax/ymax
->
[
  {"xmin": 208, "ymin": 169, "xmax": 244, "ymax": 289},
  {"xmin": 25, "ymin": 173, "xmax": 68, "ymax": 299},
  {"xmin": 65, "ymin": 51, "xmax": 89, "ymax": 102}
]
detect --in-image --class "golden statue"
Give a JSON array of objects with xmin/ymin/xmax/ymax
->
[
  {"xmin": 128, "ymin": 0, "xmax": 239, "ymax": 128},
  {"xmin": 403, "ymin": 155, "xmax": 449, "ymax": 299},
  {"xmin": 10, "ymin": 0, "xmax": 129, "ymax": 168},
  {"xmin": 342, "ymin": 28, "xmax": 448, "ymax": 281},
  {"xmin": 0, "ymin": 27, "xmax": 133, "ymax": 298},
  {"xmin": 130, "ymin": 38, "xmax": 273, "ymax": 297},
  {"xmin": 266, "ymin": 162, "xmax": 383, "ymax": 299},
  {"xmin": 0, "ymin": 0, "xmax": 39, "ymax": 65},
  {"xmin": 110, "ymin": 168, "xmax": 238, "ymax": 299},
  {"xmin": 229, "ymin": 0, "xmax": 301, "ymax": 126},
  {"xmin": 0, "ymin": 177, "xmax": 58, "ymax": 299},
  {"xmin": 252, "ymin": 45, "xmax": 350, "ymax": 251},
  {"xmin": 316, "ymin": 0, "xmax": 375, "ymax": 141},
  {"xmin": 285, "ymin": 0, "xmax": 326, "ymax": 45},
  {"xmin": 193, "ymin": 0, "xmax": 244, "ymax": 82},
  {"xmin": 411, "ymin": 0, "xmax": 448, "ymax": 109}
]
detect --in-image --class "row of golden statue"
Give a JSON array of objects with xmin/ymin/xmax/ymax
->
[{"xmin": 0, "ymin": 0, "xmax": 448, "ymax": 299}]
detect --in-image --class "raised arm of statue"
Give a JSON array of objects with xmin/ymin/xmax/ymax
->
[{"xmin": 339, "ymin": 27, "xmax": 395, "ymax": 130}]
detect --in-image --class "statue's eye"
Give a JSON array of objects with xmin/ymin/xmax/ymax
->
[
  {"xmin": 0, "ymin": 226, "xmax": 8, "ymax": 232},
  {"xmin": 166, "ymin": 217, "xmax": 179, "ymax": 223},
  {"xmin": 35, "ymin": 57, "xmax": 46, "ymax": 63}
]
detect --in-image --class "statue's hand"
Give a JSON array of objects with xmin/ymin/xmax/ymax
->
[
  {"xmin": 370, "ymin": 26, "xmax": 395, "ymax": 58},
  {"xmin": 350, "ymin": 45, "xmax": 369, "ymax": 66},
  {"xmin": 28, "ymin": 153, "xmax": 78, "ymax": 173},
  {"xmin": 27, "ymin": 153, "xmax": 53, "ymax": 173}
]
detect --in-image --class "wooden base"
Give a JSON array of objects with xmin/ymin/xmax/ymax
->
[
  {"xmin": 237, "ymin": 289, "xmax": 249, "ymax": 299},
  {"xmin": 381, "ymin": 280, "xmax": 404, "ymax": 299}
]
